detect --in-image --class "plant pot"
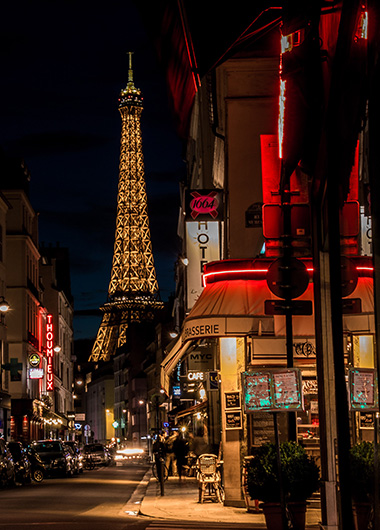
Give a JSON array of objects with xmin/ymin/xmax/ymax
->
[
  {"xmin": 288, "ymin": 501, "xmax": 307, "ymax": 530},
  {"xmin": 261, "ymin": 503, "xmax": 284, "ymax": 530},
  {"xmin": 352, "ymin": 502, "xmax": 372, "ymax": 530},
  {"xmin": 261, "ymin": 501, "xmax": 307, "ymax": 530}
]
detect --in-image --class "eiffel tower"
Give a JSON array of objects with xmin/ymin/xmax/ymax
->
[{"xmin": 90, "ymin": 53, "xmax": 164, "ymax": 362}]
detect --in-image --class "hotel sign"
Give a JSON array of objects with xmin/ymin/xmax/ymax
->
[
  {"xmin": 186, "ymin": 221, "xmax": 220, "ymax": 310},
  {"xmin": 46, "ymin": 314, "xmax": 54, "ymax": 392}
]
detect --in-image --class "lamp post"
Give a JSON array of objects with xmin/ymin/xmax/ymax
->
[{"xmin": 138, "ymin": 400, "xmax": 144, "ymax": 448}]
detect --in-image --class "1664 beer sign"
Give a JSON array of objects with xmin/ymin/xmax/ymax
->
[{"xmin": 46, "ymin": 314, "xmax": 54, "ymax": 392}]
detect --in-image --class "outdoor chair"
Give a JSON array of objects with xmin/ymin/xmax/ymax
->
[{"xmin": 196, "ymin": 453, "xmax": 224, "ymax": 503}]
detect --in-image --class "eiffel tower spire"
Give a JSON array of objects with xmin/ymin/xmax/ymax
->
[{"xmin": 90, "ymin": 54, "xmax": 163, "ymax": 362}]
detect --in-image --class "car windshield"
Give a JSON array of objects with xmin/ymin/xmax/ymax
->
[
  {"xmin": 34, "ymin": 441, "xmax": 63, "ymax": 452},
  {"xmin": 83, "ymin": 444, "xmax": 103, "ymax": 453}
]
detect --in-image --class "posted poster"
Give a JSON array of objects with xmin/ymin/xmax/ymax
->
[{"xmin": 349, "ymin": 368, "xmax": 378, "ymax": 411}]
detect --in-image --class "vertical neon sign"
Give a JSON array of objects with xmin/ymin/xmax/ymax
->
[{"xmin": 46, "ymin": 314, "xmax": 54, "ymax": 392}]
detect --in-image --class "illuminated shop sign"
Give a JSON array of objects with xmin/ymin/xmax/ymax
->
[
  {"xmin": 46, "ymin": 314, "xmax": 54, "ymax": 392},
  {"xmin": 185, "ymin": 220, "xmax": 220, "ymax": 310},
  {"xmin": 187, "ymin": 371, "xmax": 205, "ymax": 382},
  {"xmin": 28, "ymin": 352, "xmax": 41, "ymax": 368},
  {"xmin": 29, "ymin": 368, "xmax": 44, "ymax": 379},
  {"xmin": 186, "ymin": 189, "xmax": 223, "ymax": 221}
]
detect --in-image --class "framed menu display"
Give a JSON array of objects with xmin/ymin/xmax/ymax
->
[
  {"xmin": 225, "ymin": 392, "xmax": 241, "ymax": 410},
  {"xmin": 273, "ymin": 369, "xmax": 303, "ymax": 410},
  {"xmin": 349, "ymin": 368, "xmax": 378, "ymax": 411},
  {"xmin": 242, "ymin": 371, "xmax": 272, "ymax": 411},
  {"xmin": 225, "ymin": 410, "xmax": 243, "ymax": 430},
  {"xmin": 242, "ymin": 369, "xmax": 304, "ymax": 413}
]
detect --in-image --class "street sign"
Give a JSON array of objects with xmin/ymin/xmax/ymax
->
[
  {"xmin": 265, "ymin": 299, "xmax": 313, "ymax": 316},
  {"xmin": 266, "ymin": 257, "xmax": 309, "ymax": 299},
  {"xmin": 341, "ymin": 256, "xmax": 358, "ymax": 297},
  {"xmin": 342, "ymin": 298, "xmax": 362, "ymax": 314}
]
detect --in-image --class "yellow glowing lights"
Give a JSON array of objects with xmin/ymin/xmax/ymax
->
[{"xmin": 90, "ymin": 59, "xmax": 162, "ymax": 363}]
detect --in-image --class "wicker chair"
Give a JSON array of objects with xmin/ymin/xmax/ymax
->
[{"xmin": 196, "ymin": 453, "xmax": 224, "ymax": 503}]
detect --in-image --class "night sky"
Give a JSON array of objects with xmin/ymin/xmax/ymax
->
[{"xmin": 1, "ymin": 1, "xmax": 185, "ymax": 339}]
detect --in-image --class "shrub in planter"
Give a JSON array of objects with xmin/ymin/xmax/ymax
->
[
  {"xmin": 349, "ymin": 441, "xmax": 374, "ymax": 504},
  {"xmin": 245, "ymin": 441, "xmax": 320, "ymax": 504},
  {"xmin": 245, "ymin": 442, "xmax": 320, "ymax": 530},
  {"xmin": 350, "ymin": 441, "xmax": 374, "ymax": 530}
]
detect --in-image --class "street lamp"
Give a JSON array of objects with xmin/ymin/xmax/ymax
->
[
  {"xmin": 0, "ymin": 296, "xmax": 10, "ymax": 313},
  {"xmin": 138, "ymin": 400, "xmax": 144, "ymax": 448}
]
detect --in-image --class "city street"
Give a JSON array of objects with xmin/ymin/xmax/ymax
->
[{"xmin": 0, "ymin": 463, "xmax": 151, "ymax": 530}]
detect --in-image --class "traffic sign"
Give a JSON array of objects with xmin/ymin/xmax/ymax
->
[
  {"xmin": 340, "ymin": 256, "xmax": 358, "ymax": 297},
  {"xmin": 265, "ymin": 300, "xmax": 313, "ymax": 316},
  {"xmin": 266, "ymin": 257, "xmax": 309, "ymax": 299}
]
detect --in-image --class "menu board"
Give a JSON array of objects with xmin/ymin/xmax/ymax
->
[
  {"xmin": 225, "ymin": 392, "xmax": 241, "ymax": 409},
  {"xmin": 242, "ymin": 369, "xmax": 304, "ymax": 412},
  {"xmin": 225, "ymin": 411, "xmax": 242, "ymax": 430},
  {"xmin": 349, "ymin": 368, "xmax": 378, "ymax": 411},
  {"xmin": 243, "ymin": 371, "xmax": 272, "ymax": 411},
  {"xmin": 273, "ymin": 370, "xmax": 302, "ymax": 409}
]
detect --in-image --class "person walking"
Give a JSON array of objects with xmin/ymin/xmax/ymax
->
[
  {"xmin": 164, "ymin": 430, "xmax": 178, "ymax": 476},
  {"xmin": 173, "ymin": 433, "xmax": 189, "ymax": 480}
]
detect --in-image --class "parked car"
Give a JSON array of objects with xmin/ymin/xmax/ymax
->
[
  {"xmin": 31, "ymin": 440, "xmax": 74, "ymax": 477},
  {"xmin": 7, "ymin": 441, "xmax": 32, "ymax": 485},
  {"xmin": 63, "ymin": 442, "xmax": 82, "ymax": 474},
  {"xmin": 0, "ymin": 438, "xmax": 16, "ymax": 487},
  {"xmin": 25, "ymin": 446, "xmax": 45, "ymax": 482},
  {"xmin": 82, "ymin": 443, "xmax": 112, "ymax": 466}
]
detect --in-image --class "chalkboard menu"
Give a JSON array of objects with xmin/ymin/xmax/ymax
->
[
  {"xmin": 225, "ymin": 392, "xmax": 241, "ymax": 409},
  {"xmin": 225, "ymin": 411, "xmax": 242, "ymax": 430}
]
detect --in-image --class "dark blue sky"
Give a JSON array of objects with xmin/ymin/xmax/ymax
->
[{"xmin": 1, "ymin": 1, "xmax": 184, "ymax": 339}]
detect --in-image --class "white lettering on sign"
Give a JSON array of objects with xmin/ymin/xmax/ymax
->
[
  {"xmin": 46, "ymin": 314, "xmax": 54, "ymax": 392},
  {"xmin": 187, "ymin": 371, "xmax": 205, "ymax": 381}
]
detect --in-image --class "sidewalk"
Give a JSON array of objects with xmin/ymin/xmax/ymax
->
[{"xmin": 137, "ymin": 471, "xmax": 321, "ymax": 528}]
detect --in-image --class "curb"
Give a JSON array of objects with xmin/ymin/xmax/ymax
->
[{"xmin": 120, "ymin": 467, "xmax": 153, "ymax": 517}]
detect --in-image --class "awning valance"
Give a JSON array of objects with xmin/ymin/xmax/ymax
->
[{"xmin": 161, "ymin": 339, "xmax": 195, "ymax": 394}]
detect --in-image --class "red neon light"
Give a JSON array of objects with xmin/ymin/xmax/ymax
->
[
  {"xmin": 46, "ymin": 314, "xmax": 54, "ymax": 392},
  {"xmin": 202, "ymin": 264, "xmax": 373, "ymax": 286}
]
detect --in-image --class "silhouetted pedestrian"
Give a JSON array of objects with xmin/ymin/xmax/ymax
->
[{"xmin": 173, "ymin": 434, "xmax": 189, "ymax": 480}]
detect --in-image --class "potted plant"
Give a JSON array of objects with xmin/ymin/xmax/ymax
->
[
  {"xmin": 350, "ymin": 441, "xmax": 374, "ymax": 530},
  {"xmin": 245, "ymin": 441, "xmax": 320, "ymax": 530}
]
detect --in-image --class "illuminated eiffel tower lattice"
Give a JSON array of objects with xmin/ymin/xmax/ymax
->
[{"xmin": 90, "ymin": 53, "xmax": 163, "ymax": 362}]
